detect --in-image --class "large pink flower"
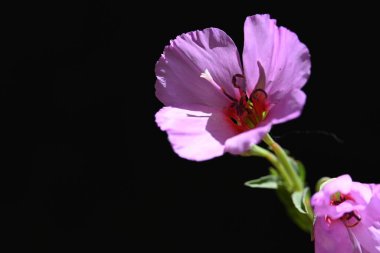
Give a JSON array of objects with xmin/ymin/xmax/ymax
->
[
  {"xmin": 311, "ymin": 175, "xmax": 380, "ymax": 253},
  {"xmin": 155, "ymin": 14, "xmax": 311, "ymax": 161}
]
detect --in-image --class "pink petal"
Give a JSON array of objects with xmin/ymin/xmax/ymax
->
[
  {"xmin": 314, "ymin": 218, "xmax": 354, "ymax": 253},
  {"xmin": 323, "ymin": 175, "xmax": 353, "ymax": 195},
  {"xmin": 242, "ymin": 14, "xmax": 311, "ymax": 98},
  {"xmin": 311, "ymin": 191, "xmax": 331, "ymax": 216},
  {"xmin": 224, "ymin": 124, "xmax": 272, "ymax": 155},
  {"xmin": 351, "ymin": 212, "xmax": 380, "ymax": 253},
  {"xmin": 367, "ymin": 185, "xmax": 380, "ymax": 221},
  {"xmin": 353, "ymin": 185, "xmax": 380, "ymax": 253},
  {"xmin": 267, "ymin": 89, "xmax": 306, "ymax": 125},
  {"xmin": 351, "ymin": 182, "xmax": 373, "ymax": 205},
  {"xmin": 155, "ymin": 106, "xmax": 237, "ymax": 161},
  {"xmin": 155, "ymin": 28, "xmax": 243, "ymax": 110}
]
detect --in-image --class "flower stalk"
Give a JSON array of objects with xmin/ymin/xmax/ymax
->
[
  {"xmin": 263, "ymin": 134, "xmax": 304, "ymax": 192},
  {"xmin": 245, "ymin": 133, "xmax": 314, "ymax": 232},
  {"xmin": 247, "ymin": 145, "xmax": 293, "ymax": 190}
]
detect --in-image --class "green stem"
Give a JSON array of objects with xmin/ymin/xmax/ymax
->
[
  {"xmin": 262, "ymin": 134, "xmax": 303, "ymax": 192},
  {"xmin": 248, "ymin": 145, "xmax": 293, "ymax": 190}
]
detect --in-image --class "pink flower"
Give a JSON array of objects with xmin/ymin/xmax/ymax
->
[
  {"xmin": 155, "ymin": 14, "xmax": 310, "ymax": 161},
  {"xmin": 311, "ymin": 175, "xmax": 380, "ymax": 253}
]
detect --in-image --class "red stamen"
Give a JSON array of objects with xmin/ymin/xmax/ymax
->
[
  {"xmin": 225, "ymin": 89, "xmax": 269, "ymax": 132},
  {"xmin": 342, "ymin": 211, "xmax": 361, "ymax": 227},
  {"xmin": 225, "ymin": 67, "xmax": 269, "ymax": 132}
]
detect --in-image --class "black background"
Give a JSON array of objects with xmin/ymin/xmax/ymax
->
[{"xmin": 4, "ymin": 1, "xmax": 380, "ymax": 252}]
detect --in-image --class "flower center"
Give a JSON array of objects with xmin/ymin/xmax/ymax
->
[
  {"xmin": 226, "ymin": 62, "xmax": 269, "ymax": 132},
  {"xmin": 330, "ymin": 191, "xmax": 348, "ymax": 205},
  {"xmin": 200, "ymin": 61, "xmax": 270, "ymax": 132},
  {"xmin": 226, "ymin": 86, "xmax": 269, "ymax": 132},
  {"xmin": 328, "ymin": 192, "xmax": 361, "ymax": 227}
]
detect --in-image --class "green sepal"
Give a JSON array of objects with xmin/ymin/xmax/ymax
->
[
  {"xmin": 291, "ymin": 187, "xmax": 310, "ymax": 214},
  {"xmin": 244, "ymin": 175, "xmax": 279, "ymax": 190},
  {"xmin": 315, "ymin": 177, "xmax": 332, "ymax": 192}
]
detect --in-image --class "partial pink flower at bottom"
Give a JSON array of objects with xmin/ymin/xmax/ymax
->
[
  {"xmin": 155, "ymin": 14, "xmax": 311, "ymax": 161},
  {"xmin": 311, "ymin": 175, "xmax": 380, "ymax": 253}
]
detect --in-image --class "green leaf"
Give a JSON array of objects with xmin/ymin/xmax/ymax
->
[
  {"xmin": 244, "ymin": 175, "xmax": 279, "ymax": 189},
  {"xmin": 291, "ymin": 187, "xmax": 310, "ymax": 214}
]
